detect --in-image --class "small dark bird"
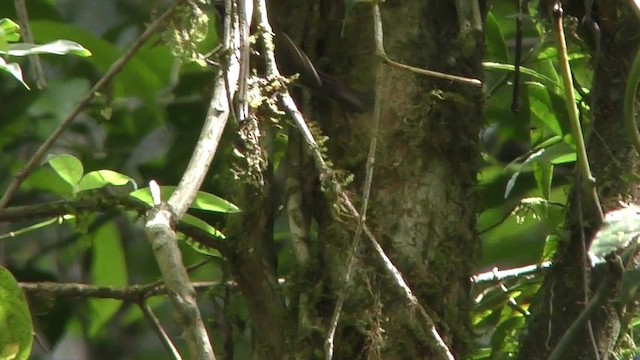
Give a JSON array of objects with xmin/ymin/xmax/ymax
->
[
  {"xmin": 273, "ymin": 33, "xmax": 371, "ymax": 113},
  {"xmin": 211, "ymin": 3, "xmax": 370, "ymax": 112}
]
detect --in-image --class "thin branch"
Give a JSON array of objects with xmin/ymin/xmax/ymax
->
[
  {"xmin": 0, "ymin": 2, "xmax": 183, "ymax": 209},
  {"xmin": 0, "ymin": 196, "xmax": 228, "ymax": 255},
  {"xmin": 383, "ymin": 58, "xmax": 482, "ymax": 87},
  {"xmin": 471, "ymin": 262, "xmax": 552, "ymax": 284},
  {"xmin": 256, "ymin": 1, "xmax": 454, "ymax": 358},
  {"xmin": 325, "ymin": 3, "xmax": 385, "ymax": 358},
  {"xmin": 14, "ymin": 0, "xmax": 47, "ymax": 88},
  {"xmin": 624, "ymin": 47, "xmax": 640, "ymax": 157},
  {"xmin": 140, "ymin": 301, "xmax": 183, "ymax": 360},
  {"xmin": 19, "ymin": 281, "xmax": 221, "ymax": 301},
  {"xmin": 354, "ymin": 202, "xmax": 456, "ymax": 360},
  {"xmin": 370, "ymin": 1, "xmax": 481, "ymax": 87},
  {"xmin": 551, "ymin": 3, "xmax": 603, "ymax": 221}
]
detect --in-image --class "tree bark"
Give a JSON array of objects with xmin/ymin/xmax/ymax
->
[
  {"xmin": 228, "ymin": 0, "xmax": 484, "ymax": 358},
  {"xmin": 518, "ymin": 1, "xmax": 640, "ymax": 359}
]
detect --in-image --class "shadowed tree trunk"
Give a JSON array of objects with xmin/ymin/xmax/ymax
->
[
  {"xmin": 518, "ymin": 1, "xmax": 640, "ymax": 359},
  {"xmin": 227, "ymin": 0, "xmax": 484, "ymax": 358}
]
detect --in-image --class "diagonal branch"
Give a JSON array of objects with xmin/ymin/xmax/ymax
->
[
  {"xmin": 143, "ymin": 0, "xmax": 248, "ymax": 358},
  {"xmin": 255, "ymin": 1, "xmax": 455, "ymax": 359},
  {"xmin": 0, "ymin": 2, "xmax": 184, "ymax": 210}
]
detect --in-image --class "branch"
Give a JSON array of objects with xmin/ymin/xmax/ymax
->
[
  {"xmin": 256, "ymin": 1, "xmax": 454, "ymax": 359},
  {"xmin": 141, "ymin": 302, "xmax": 182, "ymax": 360},
  {"xmin": 0, "ymin": 196, "xmax": 228, "ymax": 254},
  {"xmin": 624, "ymin": 47, "xmax": 640, "ymax": 157},
  {"xmin": 471, "ymin": 262, "xmax": 552, "ymax": 284},
  {"xmin": 14, "ymin": 0, "xmax": 46, "ymax": 88},
  {"xmin": 326, "ymin": 3, "xmax": 385, "ymax": 358},
  {"xmin": 143, "ymin": 0, "xmax": 251, "ymax": 358},
  {"xmin": 0, "ymin": 2, "xmax": 183, "ymax": 209},
  {"xmin": 551, "ymin": 3, "xmax": 603, "ymax": 221},
  {"xmin": 19, "ymin": 281, "xmax": 221, "ymax": 301}
]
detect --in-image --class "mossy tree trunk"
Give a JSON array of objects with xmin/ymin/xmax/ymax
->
[{"xmin": 227, "ymin": 1, "xmax": 484, "ymax": 358}]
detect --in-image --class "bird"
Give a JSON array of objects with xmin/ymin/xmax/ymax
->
[{"xmin": 273, "ymin": 32, "xmax": 372, "ymax": 113}]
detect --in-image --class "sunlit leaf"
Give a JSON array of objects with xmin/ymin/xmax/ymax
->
[
  {"xmin": 130, "ymin": 186, "xmax": 240, "ymax": 213},
  {"xmin": 4, "ymin": 40, "xmax": 91, "ymax": 57},
  {"xmin": 47, "ymin": 154, "xmax": 84, "ymax": 189},
  {"xmin": 77, "ymin": 170, "xmax": 135, "ymax": 193},
  {"xmin": 0, "ymin": 18, "xmax": 20, "ymax": 43}
]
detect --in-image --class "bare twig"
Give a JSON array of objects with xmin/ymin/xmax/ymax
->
[
  {"xmin": 551, "ymin": 2, "xmax": 603, "ymax": 221},
  {"xmin": 384, "ymin": 58, "xmax": 482, "ymax": 87},
  {"xmin": 0, "ymin": 2, "xmax": 182, "ymax": 210},
  {"xmin": 471, "ymin": 262, "xmax": 552, "ymax": 283},
  {"xmin": 353, "ymin": 201, "xmax": 456, "ymax": 360},
  {"xmin": 140, "ymin": 301, "xmax": 183, "ymax": 360},
  {"xmin": 14, "ymin": 0, "xmax": 47, "ymax": 88},
  {"xmin": 19, "ymin": 281, "xmax": 220, "ymax": 301},
  {"xmin": 325, "ymin": 3, "xmax": 385, "ymax": 358},
  {"xmin": 256, "ymin": 1, "xmax": 454, "ymax": 358},
  {"xmin": 0, "ymin": 196, "xmax": 228, "ymax": 254}
]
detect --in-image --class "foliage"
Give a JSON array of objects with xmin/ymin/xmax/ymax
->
[{"xmin": 0, "ymin": 0, "xmax": 638, "ymax": 359}]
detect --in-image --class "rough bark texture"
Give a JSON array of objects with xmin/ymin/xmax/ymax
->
[
  {"xmin": 225, "ymin": 0, "xmax": 483, "ymax": 358},
  {"xmin": 518, "ymin": 1, "xmax": 640, "ymax": 359}
]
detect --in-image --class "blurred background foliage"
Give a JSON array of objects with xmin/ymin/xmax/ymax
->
[{"xmin": 0, "ymin": 0, "xmax": 635, "ymax": 359}]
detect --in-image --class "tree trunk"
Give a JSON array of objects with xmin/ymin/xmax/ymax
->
[
  {"xmin": 518, "ymin": 1, "xmax": 640, "ymax": 359},
  {"xmin": 228, "ymin": 0, "xmax": 484, "ymax": 358}
]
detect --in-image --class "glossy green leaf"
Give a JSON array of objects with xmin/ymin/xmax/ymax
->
[
  {"xmin": 0, "ymin": 18, "xmax": 20, "ymax": 43},
  {"xmin": 47, "ymin": 154, "xmax": 84, "ymax": 189},
  {"xmin": 77, "ymin": 170, "xmax": 135, "ymax": 193},
  {"xmin": 0, "ymin": 267, "xmax": 33, "ymax": 360},
  {"xmin": 89, "ymin": 222, "xmax": 127, "ymax": 336},
  {"xmin": 5, "ymin": 40, "xmax": 91, "ymax": 57},
  {"xmin": 182, "ymin": 214, "xmax": 225, "ymax": 240},
  {"xmin": 0, "ymin": 57, "xmax": 28, "ymax": 89},
  {"xmin": 130, "ymin": 186, "xmax": 240, "ymax": 213}
]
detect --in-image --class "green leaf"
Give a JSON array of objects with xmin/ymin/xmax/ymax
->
[
  {"xmin": 30, "ymin": 21, "xmax": 170, "ymax": 100},
  {"xmin": 589, "ymin": 206, "xmax": 640, "ymax": 261},
  {"xmin": 533, "ymin": 161, "xmax": 553, "ymax": 200},
  {"xmin": 180, "ymin": 214, "xmax": 225, "ymax": 256},
  {"xmin": 130, "ymin": 186, "xmax": 240, "ymax": 213},
  {"xmin": 483, "ymin": 62, "xmax": 562, "ymax": 90},
  {"xmin": 484, "ymin": 11, "xmax": 509, "ymax": 63},
  {"xmin": 88, "ymin": 222, "xmax": 127, "ymax": 336},
  {"xmin": 0, "ymin": 57, "xmax": 29, "ymax": 89},
  {"xmin": 528, "ymin": 82, "xmax": 564, "ymax": 137},
  {"xmin": 4, "ymin": 40, "xmax": 91, "ymax": 57},
  {"xmin": 77, "ymin": 170, "xmax": 135, "ymax": 193},
  {"xmin": 0, "ymin": 18, "xmax": 20, "ymax": 43},
  {"xmin": 0, "ymin": 267, "xmax": 33, "ymax": 360},
  {"xmin": 47, "ymin": 154, "xmax": 84, "ymax": 189}
]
